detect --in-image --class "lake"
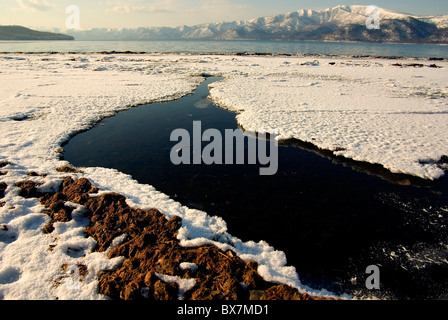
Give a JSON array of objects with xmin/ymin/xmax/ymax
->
[{"xmin": 1, "ymin": 40, "xmax": 448, "ymax": 59}]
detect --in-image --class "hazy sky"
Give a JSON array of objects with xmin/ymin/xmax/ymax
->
[{"xmin": 1, "ymin": 0, "xmax": 448, "ymax": 30}]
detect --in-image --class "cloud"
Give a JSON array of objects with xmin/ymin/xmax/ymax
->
[
  {"xmin": 15, "ymin": 0, "xmax": 55, "ymax": 11},
  {"xmin": 106, "ymin": 5, "xmax": 172, "ymax": 14},
  {"xmin": 105, "ymin": 0, "xmax": 175, "ymax": 14},
  {"xmin": 185, "ymin": 0, "xmax": 249, "ymax": 16},
  {"xmin": 200, "ymin": 0, "xmax": 248, "ymax": 11},
  {"xmin": 185, "ymin": 0, "xmax": 250, "ymax": 21},
  {"xmin": 101, "ymin": 0, "xmax": 253, "ymax": 27}
]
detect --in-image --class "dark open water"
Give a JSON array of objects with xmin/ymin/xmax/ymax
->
[{"xmin": 64, "ymin": 77, "xmax": 448, "ymax": 299}]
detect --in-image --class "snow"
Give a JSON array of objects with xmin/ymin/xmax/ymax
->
[
  {"xmin": 247, "ymin": 5, "xmax": 416, "ymax": 30},
  {"xmin": 425, "ymin": 15, "xmax": 448, "ymax": 29},
  {"xmin": 179, "ymin": 262, "xmax": 198, "ymax": 273},
  {"xmin": 1, "ymin": 52, "xmax": 447, "ymax": 300},
  {"xmin": 0, "ymin": 181, "xmax": 124, "ymax": 299},
  {"xmin": 209, "ymin": 57, "xmax": 448, "ymax": 180},
  {"xmin": 155, "ymin": 273, "xmax": 197, "ymax": 300},
  {"xmin": 347, "ymin": 5, "xmax": 412, "ymax": 20}
]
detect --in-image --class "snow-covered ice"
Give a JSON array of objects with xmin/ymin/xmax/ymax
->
[
  {"xmin": 1, "ymin": 53, "xmax": 447, "ymax": 300},
  {"xmin": 209, "ymin": 57, "xmax": 448, "ymax": 180}
]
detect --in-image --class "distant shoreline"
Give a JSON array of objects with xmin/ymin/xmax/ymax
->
[
  {"xmin": 2, "ymin": 38, "xmax": 448, "ymax": 45},
  {"xmin": 0, "ymin": 25, "xmax": 74, "ymax": 41}
]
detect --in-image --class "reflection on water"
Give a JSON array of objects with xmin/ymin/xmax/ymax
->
[{"xmin": 64, "ymin": 77, "xmax": 448, "ymax": 299}]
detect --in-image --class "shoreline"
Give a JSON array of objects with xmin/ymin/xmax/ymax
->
[
  {"xmin": 15, "ymin": 170, "xmax": 336, "ymax": 301},
  {"xmin": 1, "ymin": 50, "xmax": 447, "ymax": 62},
  {"xmin": 277, "ymin": 138, "xmax": 447, "ymax": 186}
]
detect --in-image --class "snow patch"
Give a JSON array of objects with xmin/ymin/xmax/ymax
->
[{"xmin": 155, "ymin": 273, "xmax": 197, "ymax": 300}]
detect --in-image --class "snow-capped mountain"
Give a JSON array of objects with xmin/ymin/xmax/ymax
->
[{"xmin": 66, "ymin": 5, "xmax": 448, "ymax": 43}]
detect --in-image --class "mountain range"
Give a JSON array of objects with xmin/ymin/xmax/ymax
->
[{"xmin": 64, "ymin": 5, "xmax": 448, "ymax": 43}]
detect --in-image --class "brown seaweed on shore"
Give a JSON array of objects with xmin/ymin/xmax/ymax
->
[
  {"xmin": 0, "ymin": 161, "xmax": 10, "ymax": 168},
  {"xmin": 0, "ymin": 182, "xmax": 7, "ymax": 207},
  {"xmin": 17, "ymin": 176, "xmax": 334, "ymax": 301},
  {"xmin": 0, "ymin": 182, "xmax": 7, "ymax": 199},
  {"xmin": 0, "ymin": 161, "xmax": 10, "ymax": 178},
  {"xmin": 56, "ymin": 164, "xmax": 84, "ymax": 173}
]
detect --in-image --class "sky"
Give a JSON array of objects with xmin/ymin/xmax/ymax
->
[{"xmin": 1, "ymin": 0, "xmax": 448, "ymax": 30}]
